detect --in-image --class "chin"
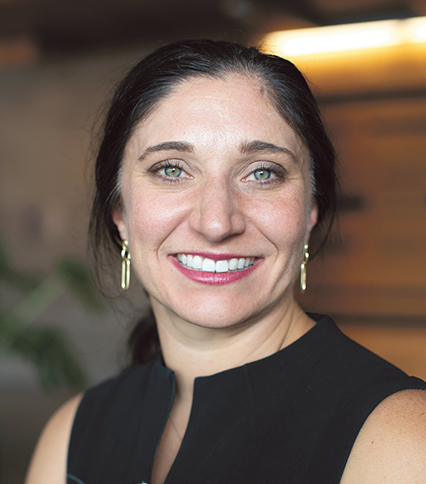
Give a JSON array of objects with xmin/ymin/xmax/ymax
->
[
  {"xmin": 185, "ymin": 305, "xmax": 251, "ymax": 329},
  {"xmin": 162, "ymin": 291, "xmax": 287, "ymax": 331}
]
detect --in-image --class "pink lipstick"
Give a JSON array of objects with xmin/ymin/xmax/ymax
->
[{"xmin": 169, "ymin": 255, "xmax": 261, "ymax": 285}]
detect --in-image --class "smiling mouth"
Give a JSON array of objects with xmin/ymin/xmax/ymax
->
[{"xmin": 177, "ymin": 254, "xmax": 255, "ymax": 273}]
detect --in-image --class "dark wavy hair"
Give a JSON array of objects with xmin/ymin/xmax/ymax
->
[{"xmin": 89, "ymin": 39, "xmax": 337, "ymax": 364}]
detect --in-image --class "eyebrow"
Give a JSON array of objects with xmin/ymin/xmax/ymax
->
[
  {"xmin": 240, "ymin": 140, "xmax": 297, "ymax": 162},
  {"xmin": 138, "ymin": 139, "xmax": 297, "ymax": 161},
  {"xmin": 138, "ymin": 141, "xmax": 194, "ymax": 160}
]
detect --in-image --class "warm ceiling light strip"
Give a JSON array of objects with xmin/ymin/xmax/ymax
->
[
  {"xmin": 408, "ymin": 17, "xmax": 426, "ymax": 42},
  {"xmin": 262, "ymin": 17, "xmax": 426, "ymax": 57}
]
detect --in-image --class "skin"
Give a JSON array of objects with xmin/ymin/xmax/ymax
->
[
  {"xmin": 25, "ymin": 75, "xmax": 426, "ymax": 484},
  {"xmin": 114, "ymin": 74, "xmax": 317, "ymax": 333}
]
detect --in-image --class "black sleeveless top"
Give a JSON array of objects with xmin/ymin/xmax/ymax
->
[{"xmin": 67, "ymin": 314, "xmax": 426, "ymax": 484}]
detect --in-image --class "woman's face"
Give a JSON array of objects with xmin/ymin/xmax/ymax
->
[{"xmin": 113, "ymin": 75, "xmax": 317, "ymax": 329}]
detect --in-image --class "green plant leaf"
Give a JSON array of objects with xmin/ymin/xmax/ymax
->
[
  {"xmin": 0, "ymin": 240, "xmax": 38, "ymax": 291},
  {"xmin": 0, "ymin": 311, "xmax": 87, "ymax": 391},
  {"xmin": 0, "ymin": 241, "xmax": 100, "ymax": 392},
  {"xmin": 55, "ymin": 258, "xmax": 104, "ymax": 311}
]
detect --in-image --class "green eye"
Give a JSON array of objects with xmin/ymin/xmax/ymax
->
[
  {"xmin": 164, "ymin": 166, "xmax": 182, "ymax": 177},
  {"xmin": 253, "ymin": 169, "xmax": 272, "ymax": 180}
]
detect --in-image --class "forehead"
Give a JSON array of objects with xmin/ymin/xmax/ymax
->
[{"xmin": 129, "ymin": 75, "xmax": 306, "ymax": 157}]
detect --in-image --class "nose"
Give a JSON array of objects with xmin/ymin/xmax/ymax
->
[{"xmin": 188, "ymin": 178, "xmax": 246, "ymax": 243}]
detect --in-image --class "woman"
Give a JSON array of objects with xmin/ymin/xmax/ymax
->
[{"xmin": 26, "ymin": 40, "xmax": 426, "ymax": 484}]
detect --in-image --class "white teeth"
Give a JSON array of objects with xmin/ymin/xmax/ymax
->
[
  {"xmin": 229, "ymin": 258, "xmax": 238, "ymax": 270},
  {"xmin": 192, "ymin": 255, "xmax": 203, "ymax": 269},
  {"xmin": 177, "ymin": 254, "xmax": 255, "ymax": 273},
  {"xmin": 216, "ymin": 260, "xmax": 229, "ymax": 273},
  {"xmin": 202, "ymin": 258, "xmax": 215, "ymax": 272}
]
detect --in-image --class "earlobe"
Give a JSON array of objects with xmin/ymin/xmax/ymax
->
[{"xmin": 112, "ymin": 207, "xmax": 128, "ymax": 241}]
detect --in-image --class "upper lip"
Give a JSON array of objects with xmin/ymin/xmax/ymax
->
[{"xmin": 172, "ymin": 252, "xmax": 258, "ymax": 261}]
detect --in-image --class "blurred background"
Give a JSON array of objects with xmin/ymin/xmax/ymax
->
[{"xmin": 0, "ymin": 0, "xmax": 425, "ymax": 482}]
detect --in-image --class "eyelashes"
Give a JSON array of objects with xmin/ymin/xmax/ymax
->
[
  {"xmin": 244, "ymin": 164, "xmax": 287, "ymax": 184},
  {"xmin": 146, "ymin": 160, "xmax": 189, "ymax": 183},
  {"xmin": 146, "ymin": 160, "xmax": 288, "ymax": 185}
]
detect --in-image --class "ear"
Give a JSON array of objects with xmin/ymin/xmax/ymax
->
[
  {"xmin": 112, "ymin": 206, "xmax": 128, "ymax": 241},
  {"xmin": 308, "ymin": 202, "xmax": 318, "ymax": 233}
]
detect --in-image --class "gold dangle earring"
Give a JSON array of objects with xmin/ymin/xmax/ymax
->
[
  {"xmin": 121, "ymin": 240, "xmax": 131, "ymax": 290},
  {"xmin": 300, "ymin": 244, "xmax": 309, "ymax": 293}
]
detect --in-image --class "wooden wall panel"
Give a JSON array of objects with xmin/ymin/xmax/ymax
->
[
  {"xmin": 342, "ymin": 325, "xmax": 426, "ymax": 381},
  {"xmin": 298, "ymin": 95, "xmax": 426, "ymax": 319}
]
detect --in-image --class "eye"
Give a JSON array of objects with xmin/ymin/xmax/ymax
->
[
  {"xmin": 147, "ymin": 160, "xmax": 190, "ymax": 182},
  {"xmin": 162, "ymin": 165, "xmax": 182, "ymax": 178},
  {"xmin": 243, "ymin": 163, "xmax": 287, "ymax": 186},
  {"xmin": 252, "ymin": 168, "xmax": 272, "ymax": 181},
  {"xmin": 245, "ymin": 165, "xmax": 284, "ymax": 183}
]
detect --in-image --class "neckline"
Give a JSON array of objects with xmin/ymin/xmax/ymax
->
[
  {"xmin": 153, "ymin": 313, "xmax": 332, "ymax": 382},
  {"xmin": 154, "ymin": 313, "xmax": 335, "ymax": 484}
]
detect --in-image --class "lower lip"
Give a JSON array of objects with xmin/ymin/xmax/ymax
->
[{"xmin": 170, "ymin": 257, "xmax": 261, "ymax": 285}]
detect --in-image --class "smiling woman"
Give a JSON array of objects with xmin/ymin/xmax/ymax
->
[
  {"xmin": 25, "ymin": 39, "xmax": 426, "ymax": 484},
  {"xmin": 112, "ymin": 74, "xmax": 316, "ymax": 330}
]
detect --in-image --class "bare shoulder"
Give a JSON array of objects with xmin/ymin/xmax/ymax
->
[
  {"xmin": 341, "ymin": 389, "xmax": 426, "ymax": 484},
  {"xmin": 25, "ymin": 393, "xmax": 83, "ymax": 484}
]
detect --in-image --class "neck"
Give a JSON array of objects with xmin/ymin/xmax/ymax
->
[{"xmin": 151, "ymin": 297, "xmax": 314, "ymax": 403}]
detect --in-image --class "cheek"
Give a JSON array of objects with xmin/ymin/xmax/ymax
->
[
  {"xmin": 252, "ymin": 190, "xmax": 310, "ymax": 243},
  {"xmin": 126, "ymin": 188, "xmax": 185, "ymax": 247}
]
